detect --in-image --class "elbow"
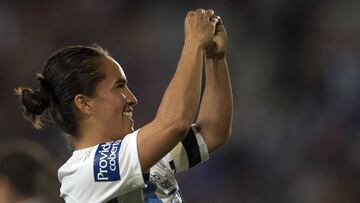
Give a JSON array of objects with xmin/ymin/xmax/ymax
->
[
  {"xmin": 216, "ymin": 126, "xmax": 232, "ymax": 148},
  {"xmin": 228, "ymin": 125, "xmax": 233, "ymax": 139},
  {"xmin": 223, "ymin": 121, "xmax": 233, "ymax": 143},
  {"xmin": 156, "ymin": 115, "xmax": 191, "ymax": 140},
  {"xmin": 225, "ymin": 125, "xmax": 232, "ymax": 143},
  {"xmin": 173, "ymin": 119, "xmax": 191, "ymax": 139},
  {"xmin": 225, "ymin": 129, "xmax": 232, "ymax": 144},
  {"xmin": 220, "ymin": 129, "xmax": 232, "ymax": 146}
]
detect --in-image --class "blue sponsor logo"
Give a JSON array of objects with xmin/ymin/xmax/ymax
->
[{"xmin": 93, "ymin": 140, "xmax": 122, "ymax": 181}]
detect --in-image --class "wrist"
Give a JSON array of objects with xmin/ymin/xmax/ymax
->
[
  {"xmin": 183, "ymin": 40, "xmax": 204, "ymax": 54},
  {"xmin": 185, "ymin": 36, "xmax": 201, "ymax": 45},
  {"xmin": 205, "ymin": 52, "xmax": 226, "ymax": 60},
  {"xmin": 206, "ymin": 54, "xmax": 227, "ymax": 65}
]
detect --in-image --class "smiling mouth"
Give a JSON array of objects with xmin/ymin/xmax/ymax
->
[{"xmin": 122, "ymin": 111, "xmax": 133, "ymax": 120}]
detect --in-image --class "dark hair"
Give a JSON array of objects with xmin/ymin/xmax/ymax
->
[{"xmin": 15, "ymin": 44, "xmax": 110, "ymax": 136}]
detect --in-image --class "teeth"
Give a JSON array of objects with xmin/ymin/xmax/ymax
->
[{"xmin": 123, "ymin": 112, "xmax": 133, "ymax": 118}]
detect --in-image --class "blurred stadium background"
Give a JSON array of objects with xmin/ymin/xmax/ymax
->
[{"xmin": 1, "ymin": 0, "xmax": 360, "ymax": 202}]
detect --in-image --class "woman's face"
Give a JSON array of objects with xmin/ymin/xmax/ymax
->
[{"xmin": 91, "ymin": 57, "xmax": 137, "ymax": 139}]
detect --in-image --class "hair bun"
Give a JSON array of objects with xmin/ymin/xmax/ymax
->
[{"xmin": 20, "ymin": 88, "xmax": 49, "ymax": 116}]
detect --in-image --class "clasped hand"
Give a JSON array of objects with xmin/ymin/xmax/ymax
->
[{"xmin": 184, "ymin": 8, "xmax": 228, "ymax": 59}]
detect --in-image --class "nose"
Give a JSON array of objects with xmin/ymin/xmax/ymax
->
[{"xmin": 125, "ymin": 87, "xmax": 138, "ymax": 106}]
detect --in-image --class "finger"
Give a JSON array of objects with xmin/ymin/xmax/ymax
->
[
  {"xmin": 214, "ymin": 16, "xmax": 221, "ymax": 23},
  {"xmin": 216, "ymin": 17, "xmax": 226, "ymax": 32},
  {"xmin": 195, "ymin": 8, "xmax": 205, "ymax": 15},
  {"xmin": 204, "ymin": 9, "xmax": 214, "ymax": 19},
  {"xmin": 209, "ymin": 16, "xmax": 220, "ymax": 26},
  {"xmin": 186, "ymin": 10, "xmax": 195, "ymax": 17}
]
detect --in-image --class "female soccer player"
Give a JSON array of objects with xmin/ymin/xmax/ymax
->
[{"xmin": 16, "ymin": 8, "xmax": 232, "ymax": 203}]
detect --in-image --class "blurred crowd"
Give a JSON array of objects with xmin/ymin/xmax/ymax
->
[{"xmin": 1, "ymin": 0, "xmax": 360, "ymax": 202}]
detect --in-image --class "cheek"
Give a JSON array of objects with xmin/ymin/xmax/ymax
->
[
  {"xmin": 94, "ymin": 92, "xmax": 126, "ymax": 115},
  {"xmin": 115, "ymin": 92, "xmax": 127, "ymax": 108},
  {"xmin": 107, "ymin": 93, "xmax": 126, "ymax": 113},
  {"xmin": 92, "ymin": 100, "xmax": 113, "ymax": 117}
]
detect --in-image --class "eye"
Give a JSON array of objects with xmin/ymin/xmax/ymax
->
[
  {"xmin": 116, "ymin": 82, "xmax": 125, "ymax": 88},
  {"xmin": 116, "ymin": 84, "xmax": 127, "ymax": 93},
  {"xmin": 114, "ymin": 79, "xmax": 128, "ymax": 91}
]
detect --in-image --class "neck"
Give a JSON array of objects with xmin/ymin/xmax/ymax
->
[
  {"xmin": 74, "ymin": 125, "xmax": 128, "ymax": 150},
  {"xmin": 74, "ymin": 134, "xmax": 111, "ymax": 150},
  {"xmin": 74, "ymin": 124, "xmax": 113, "ymax": 150},
  {"xmin": 74, "ymin": 119, "xmax": 130, "ymax": 150}
]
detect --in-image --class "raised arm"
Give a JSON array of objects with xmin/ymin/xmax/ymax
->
[
  {"xmin": 196, "ymin": 18, "xmax": 233, "ymax": 153},
  {"xmin": 137, "ymin": 9, "xmax": 219, "ymax": 171}
]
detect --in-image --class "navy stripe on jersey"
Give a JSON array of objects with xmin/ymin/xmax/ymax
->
[
  {"xmin": 143, "ymin": 181, "xmax": 163, "ymax": 203},
  {"xmin": 107, "ymin": 198, "xmax": 118, "ymax": 203},
  {"xmin": 181, "ymin": 128, "xmax": 201, "ymax": 168},
  {"xmin": 143, "ymin": 173, "xmax": 150, "ymax": 184}
]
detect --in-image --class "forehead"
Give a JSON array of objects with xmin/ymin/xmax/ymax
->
[{"xmin": 100, "ymin": 57, "xmax": 126, "ymax": 80}]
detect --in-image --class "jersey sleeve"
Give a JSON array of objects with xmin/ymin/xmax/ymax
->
[
  {"xmin": 166, "ymin": 124, "xmax": 209, "ymax": 174},
  {"xmin": 59, "ymin": 130, "xmax": 145, "ymax": 203}
]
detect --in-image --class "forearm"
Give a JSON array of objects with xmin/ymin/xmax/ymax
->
[
  {"xmin": 138, "ymin": 42, "xmax": 205, "ymax": 170},
  {"xmin": 197, "ymin": 56, "xmax": 233, "ymax": 152},
  {"xmin": 137, "ymin": 9, "xmax": 219, "ymax": 171},
  {"xmin": 156, "ymin": 42, "xmax": 203, "ymax": 127}
]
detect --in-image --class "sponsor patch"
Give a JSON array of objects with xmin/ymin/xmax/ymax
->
[{"xmin": 93, "ymin": 140, "xmax": 122, "ymax": 182}]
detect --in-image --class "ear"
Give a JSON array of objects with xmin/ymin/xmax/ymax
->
[{"xmin": 74, "ymin": 94, "xmax": 93, "ymax": 114}]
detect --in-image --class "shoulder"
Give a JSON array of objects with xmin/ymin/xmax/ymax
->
[{"xmin": 58, "ymin": 130, "xmax": 146, "ymax": 202}]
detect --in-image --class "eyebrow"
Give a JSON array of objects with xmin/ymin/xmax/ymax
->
[{"xmin": 114, "ymin": 78, "xmax": 128, "ymax": 86}]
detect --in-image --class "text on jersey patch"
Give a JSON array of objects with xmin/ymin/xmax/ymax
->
[{"xmin": 93, "ymin": 140, "xmax": 122, "ymax": 181}]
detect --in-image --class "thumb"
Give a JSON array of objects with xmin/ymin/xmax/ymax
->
[
  {"xmin": 213, "ymin": 35, "xmax": 226, "ymax": 53},
  {"xmin": 215, "ymin": 18, "xmax": 226, "ymax": 33}
]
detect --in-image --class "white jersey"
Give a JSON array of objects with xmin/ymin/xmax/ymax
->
[{"xmin": 58, "ymin": 124, "xmax": 209, "ymax": 203}]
